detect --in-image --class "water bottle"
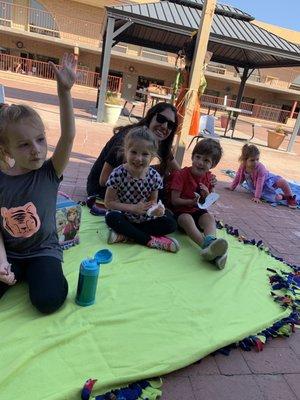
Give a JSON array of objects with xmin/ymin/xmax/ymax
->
[{"xmin": 75, "ymin": 258, "xmax": 100, "ymax": 306}]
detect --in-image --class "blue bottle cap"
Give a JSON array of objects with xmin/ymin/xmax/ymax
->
[
  {"xmin": 94, "ymin": 249, "xmax": 113, "ymax": 264},
  {"xmin": 81, "ymin": 258, "xmax": 99, "ymax": 276}
]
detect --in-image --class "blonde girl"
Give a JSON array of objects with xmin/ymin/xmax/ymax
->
[{"xmin": 0, "ymin": 53, "xmax": 77, "ymax": 313}]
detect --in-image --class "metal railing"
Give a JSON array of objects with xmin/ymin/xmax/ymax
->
[
  {"xmin": 0, "ymin": 1, "xmax": 102, "ymax": 46},
  {"xmin": 0, "ymin": 53, "xmax": 122, "ymax": 92},
  {"xmin": 141, "ymin": 49, "xmax": 169, "ymax": 62},
  {"xmin": 201, "ymin": 94, "xmax": 293, "ymax": 124},
  {"xmin": 206, "ymin": 64, "xmax": 226, "ymax": 75}
]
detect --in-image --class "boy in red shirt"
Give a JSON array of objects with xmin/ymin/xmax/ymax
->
[{"xmin": 168, "ymin": 139, "xmax": 228, "ymax": 269}]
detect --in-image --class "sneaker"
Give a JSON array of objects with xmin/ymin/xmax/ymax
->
[
  {"xmin": 286, "ymin": 195, "xmax": 297, "ymax": 209},
  {"xmin": 107, "ymin": 230, "xmax": 128, "ymax": 244},
  {"xmin": 200, "ymin": 237, "xmax": 228, "ymax": 261},
  {"xmin": 214, "ymin": 252, "xmax": 228, "ymax": 270},
  {"xmin": 147, "ymin": 236, "xmax": 180, "ymax": 253}
]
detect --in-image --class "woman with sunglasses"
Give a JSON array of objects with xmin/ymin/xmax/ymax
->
[{"xmin": 86, "ymin": 102, "xmax": 180, "ymax": 200}]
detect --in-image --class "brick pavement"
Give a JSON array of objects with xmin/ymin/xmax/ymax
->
[{"xmin": 3, "ymin": 75, "xmax": 300, "ymax": 400}]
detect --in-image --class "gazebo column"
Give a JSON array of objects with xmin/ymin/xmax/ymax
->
[
  {"xmin": 96, "ymin": 19, "xmax": 133, "ymax": 122},
  {"xmin": 287, "ymin": 112, "xmax": 300, "ymax": 152},
  {"xmin": 97, "ymin": 17, "xmax": 115, "ymax": 122}
]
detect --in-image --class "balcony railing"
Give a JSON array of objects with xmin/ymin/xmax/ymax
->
[
  {"xmin": 141, "ymin": 49, "xmax": 169, "ymax": 62},
  {"xmin": 201, "ymin": 94, "xmax": 293, "ymax": 124},
  {"xmin": 0, "ymin": 53, "xmax": 122, "ymax": 92},
  {"xmin": 0, "ymin": 1, "xmax": 102, "ymax": 46}
]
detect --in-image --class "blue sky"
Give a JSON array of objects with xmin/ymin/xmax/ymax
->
[{"xmin": 220, "ymin": 0, "xmax": 300, "ymax": 31}]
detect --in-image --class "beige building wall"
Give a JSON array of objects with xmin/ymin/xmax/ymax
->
[
  {"xmin": 79, "ymin": 50, "xmax": 176, "ymax": 85},
  {"xmin": 207, "ymin": 78, "xmax": 298, "ymax": 106},
  {"xmin": 0, "ymin": 32, "xmax": 68, "ymax": 60},
  {"xmin": 1, "ymin": 0, "xmax": 300, "ymax": 113}
]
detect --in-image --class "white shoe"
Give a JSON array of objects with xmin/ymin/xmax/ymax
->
[
  {"xmin": 215, "ymin": 252, "xmax": 228, "ymax": 270},
  {"xmin": 200, "ymin": 238, "xmax": 228, "ymax": 261}
]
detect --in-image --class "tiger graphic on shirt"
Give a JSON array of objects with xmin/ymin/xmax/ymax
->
[{"xmin": 1, "ymin": 202, "xmax": 41, "ymax": 238}]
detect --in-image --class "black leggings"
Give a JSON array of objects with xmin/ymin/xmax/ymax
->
[
  {"xmin": 105, "ymin": 211, "xmax": 177, "ymax": 245},
  {"xmin": 0, "ymin": 256, "xmax": 68, "ymax": 314}
]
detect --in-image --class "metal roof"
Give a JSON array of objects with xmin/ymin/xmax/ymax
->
[
  {"xmin": 106, "ymin": 0, "xmax": 300, "ymax": 68},
  {"xmin": 161, "ymin": 0, "xmax": 254, "ymax": 21}
]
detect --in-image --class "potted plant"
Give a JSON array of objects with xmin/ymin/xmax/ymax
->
[
  {"xmin": 220, "ymin": 114, "xmax": 229, "ymax": 128},
  {"xmin": 103, "ymin": 91, "xmax": 123, "ymax": 124},
  {"xmin": 267, "ymin": 125, "xmax": 288, "ymax": 149}
]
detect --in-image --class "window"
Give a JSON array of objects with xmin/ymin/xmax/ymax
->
[
  {"xmin": 0, "ymin": 0, "xmax": 13, "ymax": 27},
  {"xmin": 290, "ymin": 75, "xmax": 300, "ymax": 91},
  {"xmin": 29, "ymin": 0, "xmax": 59, "ymax": 38}
]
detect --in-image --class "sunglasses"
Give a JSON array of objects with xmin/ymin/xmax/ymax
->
[{"xmin": 155, "ymin": 113, "xmax": 176, "ymax": 130}]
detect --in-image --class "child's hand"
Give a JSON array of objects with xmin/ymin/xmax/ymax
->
[
  {"xmin": 210, "ymin": 174, "xmax": 217, "ymax": 188},
  {"xmin": 199, "ymin": 183, "xmax": 209, "ymax": 194},
  {"xmin": 251, "ymin": 197, "xmax": 262, "ymax": 204},
  {"xmin": 134, "ymin": 201, "xmax": 152, "ymax": 215},
  {"xmin": 49, "ymin": 53, "xmax": 78, "ymax": 91},
  {"xmin": 199, "ymin": 183, "xmax": 209, "ymax": 198},
  {"xmin": 0, "ymin": 261, "xmax": 16, "ymax": 286},
  {"xmin": 147, "ymin": 201, "xmax": 165, "ymax": 217},
  {"xmin": 0, "ymin": 271, "xmax": 16, "ymax": 285}
]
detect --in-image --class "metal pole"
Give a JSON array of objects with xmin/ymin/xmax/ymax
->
[
  {"xmin": 287, "ymin": 111, "xmax": 300, "ymax": 152},
  {"xmin": 177, "ymin": 0, "xmax": 217, "ymax": 146},
  {"xmin": 96, "ymin": 17, "xmax": 115, "ymax": 122},
  {"xmin": 289, "ymin": 100, "xmax": 297, "ymax": 118},
  {"xmin": 235, "ymin": 68, "xmax": 249, "ymax": 109},
  {"xmin": 230, "ymin": 67, "xmax": 249, "ymax": 132}
]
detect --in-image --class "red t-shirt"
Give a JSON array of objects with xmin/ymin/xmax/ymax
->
[{"xmin": 167, "ymin": 167, "xmax": 213, "ymax": 214}]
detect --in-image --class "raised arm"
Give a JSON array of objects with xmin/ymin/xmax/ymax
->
[{"xmin": 49, "ymin": 53, "xmax": 77, "ymax": 178}]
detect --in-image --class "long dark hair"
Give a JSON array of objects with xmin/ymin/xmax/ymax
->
[{"xmin": 113, "ymin": 102, "xmax": 178, "ymax": 175}]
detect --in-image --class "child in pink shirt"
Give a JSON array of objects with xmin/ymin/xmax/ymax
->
[{"xmin": 230, "ymin": 144, "xmax": 297, "ymax": 208}]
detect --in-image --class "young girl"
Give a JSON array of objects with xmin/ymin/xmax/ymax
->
[
  {"xmin": 104, "ymin": 126, "xmax": 179, "ymax": 253},
  {"xmin": 230, "ymin": 144, "xmax": 297, "ymax": 208},
  {"xmin": 0, "ymin": 53, "xmax": 77, "ymax": 314}
]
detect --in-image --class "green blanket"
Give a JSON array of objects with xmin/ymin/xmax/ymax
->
[{"xmin": 0, "ymin": 208, "xmax": 295, "ymax": 399}]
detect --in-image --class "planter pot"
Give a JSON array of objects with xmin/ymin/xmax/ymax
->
[
  {"xmin": 220, "ymin": 114, "xmax": 228, "ymax": 128},
  {"xmin": 267, "ymin": 130, "xmax": 285, "ymax": 149},
  {"xmin": 103, "ymin": 103, "xmax": 123, "ymax": 124}
]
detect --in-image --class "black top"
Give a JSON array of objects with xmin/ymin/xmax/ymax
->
[{"xmin": 86, "ymin": 130, "xmax": 126, "ymax": 197}]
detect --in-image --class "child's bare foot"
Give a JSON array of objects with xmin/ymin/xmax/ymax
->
[{"xmin": 107, "ymin": 230, "xmax": 129, "ymax": 244}]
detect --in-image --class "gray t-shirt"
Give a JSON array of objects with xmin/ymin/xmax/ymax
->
[{"xmin": 0, "ymin": 159, "xmax": 63, "ymax": 261}]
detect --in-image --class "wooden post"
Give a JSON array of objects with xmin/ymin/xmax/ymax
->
[{"xmin": 177, "ymin": 0, "xmax": 217, "ymax": 147}]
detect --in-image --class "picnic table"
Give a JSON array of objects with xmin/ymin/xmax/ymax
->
[
  {"xmin": 136, "ymin": 89, "xmax": 172, "ymax": 117},
  {"xmin": 202, "ymin": 102, "xmax": 253, "ymax": 138}
]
